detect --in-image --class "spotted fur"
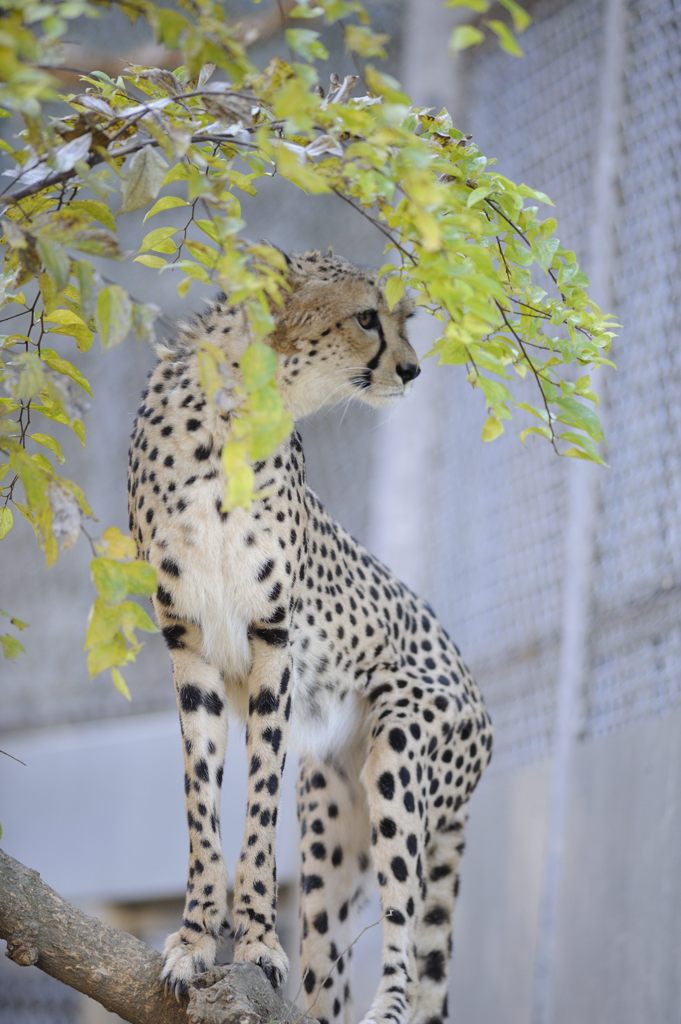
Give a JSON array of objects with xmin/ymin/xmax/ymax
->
[{"xmin": 128, "ymin": 251, "xmax": 492, "ymax": 1023}]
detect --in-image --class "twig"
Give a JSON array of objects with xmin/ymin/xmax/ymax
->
[
  {"xmin": 495, "ymin": 300, "xmax": 559, "ymax": 452},
  {"xmin": 331, "ymin": 189, "xmax": 416, "ymax": 265},
  {"xmin": 0, "ymin": 748, "xmax": 27, "ymax": 767}
]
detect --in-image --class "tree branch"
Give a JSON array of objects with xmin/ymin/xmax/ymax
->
[{"xmin": 0, "ymin": 848, "xmax": 314, "ymax": 1024}]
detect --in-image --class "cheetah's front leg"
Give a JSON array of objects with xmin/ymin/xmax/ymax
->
[
  {"xmin": 160, "ymin": 617, "xmax": 230, "ymax": 999},
  {"xmin": 232, "ymin": 635, "xmax": 293, "ymax": 988}
]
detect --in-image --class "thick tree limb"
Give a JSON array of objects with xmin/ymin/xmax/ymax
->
[{"xmin": 0, "ymin": 848, "xmax": 313, "ymax": 1024}]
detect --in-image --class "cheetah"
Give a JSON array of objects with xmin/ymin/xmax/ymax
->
[{"xmin": 128, "ymin": 250, "xmax": 493, "ymax": 1024}]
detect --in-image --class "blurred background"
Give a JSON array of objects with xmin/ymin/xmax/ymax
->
[{"xmin": 2, "ymin": 0, "xmax": 680, "ymax": 1021}]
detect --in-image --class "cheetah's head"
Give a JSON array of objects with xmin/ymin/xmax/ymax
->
[{"xmin": 270, "ymin": 250, "xmax": 419, "ymax": 419}]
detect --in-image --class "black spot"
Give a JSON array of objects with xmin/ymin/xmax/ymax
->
[
  {"xmin": 424, "ymin": 905, "xmax": 448, "ymax": 926},
  {"xmin": 380, "ymin": 817, "xmax": 397, "ymax": 839},
  {"xmin": 161, "ymin": 557, "xmax": 181, "ymax": 577},
  {"xmin": 266, "ymin": 774, "xmax": 279, "ymax": 795},
  {"xmin": 250, "ymin": 687, "xmax": 278, "ymax": 716},
  {"xmin": 391, "ymin": 856, "xmax": 408, "ymax": 882},
  {"xmin": 203, "ymin": 690, "xmax": 224, "ymax": 716},
  {"xmin": 195, "ymin": 759, "xmax": 209, "ymax": 782},
  {"xmin": 156, "ymin": 585, "xmax": 173, "ymax": 607},
  {"xmin": 388, "ymin": 727, "xmax": 407, "ymax": 752},
  {"xmin": 378, "ymin": 772, "xmax": 395, "ymax": 800},
  {"xmin": 180, "ymin": 685, "xmax": 202, "ymax": 712},
  {"xmin": 310, "ymin": 772, "xmax": 326, "ymax": 790},
  {"xmin": 257, "ymin": 559, "xmax": 275, "ymax": 582},
  {"xmin": 163, "ymin": 624, "xmax": 186, "ymax": 649},
  {"xmin": 186, "ymin": 418, "xmax": 202, "ymax": 431},
  {"xmin": 423, "ymin": 949, "xmax": 445, "ymax": 982},
  {"xmin": 304, "ymin": 969, "xmax": 317, "ymax": 994},
  {"xmin": 194, "ymin": 444, "xmax": 212, "ymax": 461},
  {"xmin": 302, "ymin": 874, "xmax": 323, "ymax": 893},
  {"xmin": 250, "ymin": 625, "xmax": 289, "ymax": 647}
]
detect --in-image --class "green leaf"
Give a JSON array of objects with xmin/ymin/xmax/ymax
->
[
  {"xmin": 482, "ymin": 414, "xmax": 504, "ymax": 441},
  {"xmin": 467, "ymin": 186, "xmax": 493, "ymax": 207},
  {"xmin": 485, "ymin": 18, "xmax": 524, "ymax": 56},
  {"xmin": 143, "ymin": 195, "xmax": 190, "ymax": 222},
  {"xmin": 559, "ymin": 430, "xmax": 606, "ymax": 465},
  {"xmin": 36, "ymin": 237, "xmax": 70, "ymax": 290},
  {"xmin": 91, "ymin": 557, "xmax": 157, "ymax": 604},
  {"xmin": 134, "ymin": 254, "xmax": 167, "ymax": 269},
  {"xmin": 285, "ymin": 28, "xmax": 329, "ymax": 61},
  {"xmin": 14, "ymin": 352, "xmax": 45, "ymax": 400},
  {"xmin": 86, "ymin": 631, "xmax": 128, "ymax": 677},
  {"xmin": 0, "ymin": 507, "xmax": 13, "ymax": 540},
  {"xmin": 345, "ymin": 24, "xmax": 389, "ymax": 58},
  {"xmin": 31, "ymin": 432, "xmax": 65, "ymax": 463},
  {"xmin": 1, "ymin": 633, "xmax": 25, "ymax": 659},
  {"xmin": 120, "ymin": 145, "xmax": 168, "ymax": 213},
  {"xmin": 449, "ymin": 25, "xmax": 485, "ymax": 51},
  {"xmin": 111, "ymin": 667, "xmax": 132, "ymax": 701},
  {"xmin": 555, "ymin": 395, "xmax": 604, "ymax": 442},
  {"xmin": 44, "ymin": 309, "xmax": 93, "ymax": 352},
  {"xmin": 96, "ymin": 285, "xmax": 132, "ymax": 348},
  {"xmin": 383, "ymin": 275, "xmax": 406, "ymax": 310},
  {"xmin": 240, "ymin": 342, "xmax": 277, "ymax": 390},
  {"xmin": 498, "ymin": 0, "xmax": 531, "ymax": 32},
  {"xmin": 41, "ymin": 348, "xmax": 92, "ymax": 394},
  {"xmin": 139, "ymin": 226, "xmax": 177, "ymax": 254},
  {"xmin": 445, "ymin": 0, "xmax": 489, "ymax": 10}
]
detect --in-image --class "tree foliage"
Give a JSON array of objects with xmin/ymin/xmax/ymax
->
[{"xmin": 0, "ymin": 0, "xmax": 616, "ymax": 692}]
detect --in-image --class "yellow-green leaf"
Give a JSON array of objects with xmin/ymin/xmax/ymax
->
[
  {"xmin": 143, "ymin": 195, "xmax": 190, "ymax": 222},
  {"xmin": 100, "ymin": 526, "xmax": 137, "ymax": 560},
  {"xmin": 1, "ymin": 633, "xmax": 24, "ymax": 659},
  {"xmin": 111, "ymin": 667, "xmax": 132, "ymax": 701},
  {"xmin": 45, "ymin": 309, "xmax": 94, "ymax": 352},
  {"xmin": 498, "ymin": 0, "xmax": 531, "ymax": 32},
  {"xmin": 36, "ymin": 237, "xmax": 70, "ymax": 290},
  {"xmin": 120, "ymin": 145, "xmax": 168, "ymax": 213},
  {"xmin": 383, "ymin": 275, "xmax": 406, "ymax": 310},
  {"xmin": 0, "ymin": 507, "xmax": 13, "ymax": 540},
  {"xmin": 41, "ymin": 349, "xmax": 93, "ymax": 393},
  {"xmin": 482, "ymin": 414, "xmax": 504, "ymax": 441},
  {"xmin": 96, "ymin": 285, "xmax": 132, "ymax": 348},
  {"xmin": 31, "ymin": 433, "xmax": 65, "ymax": 463},
  {"xmin": 485, "ymin": 18, "xmax": 524, "ymax": 56},
  {"xmin": 449, "ymin": 25, "xmax": 485, "ymax": 51}
]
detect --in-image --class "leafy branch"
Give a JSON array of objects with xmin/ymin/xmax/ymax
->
[{"xmin": 0, "ymin": 0, "xmax": 615, "ymax": 690}]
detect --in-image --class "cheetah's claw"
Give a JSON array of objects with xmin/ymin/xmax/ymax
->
[
  {"xmin": 234, "ymin": 937, "xmax": 289, "ymax": 990},
  {"xmin": 161, "ymin": 929, "xmax": 216, "ymax": 1002}
]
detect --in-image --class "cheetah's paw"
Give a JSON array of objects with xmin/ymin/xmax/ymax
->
[
  {"xmin": 161, "ymin": 930, "xmax": 217, "ymax": 1001},
  {"xmin": 233, "ymin": 936, "xmax": 289, "ymax": 989}
]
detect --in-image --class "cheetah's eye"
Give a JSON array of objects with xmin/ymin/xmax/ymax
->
[{"xmin": 356, "ymin": 309, "xmax": 379, "ymax": 331}]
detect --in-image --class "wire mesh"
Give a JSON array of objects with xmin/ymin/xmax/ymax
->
[{"xmin": 584, "ymin": 0, "xmax": 681, "ymax": 735}]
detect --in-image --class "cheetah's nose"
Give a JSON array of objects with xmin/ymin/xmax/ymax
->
[{"xmin": 396, "ymin": 363, "xmax": 421, "ymax": 385}]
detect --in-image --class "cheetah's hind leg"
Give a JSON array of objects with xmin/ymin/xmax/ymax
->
[
  {"xmin": 297, "ymin": 752, "xmax": 371, "ymax": 1024},
  {"xmin": 409, "ymin": 813, "xmax": 468, "ymax": 1024}
]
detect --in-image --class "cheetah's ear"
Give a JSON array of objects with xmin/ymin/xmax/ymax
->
[{"xmin": 263, "ymin": 240, "xmax": 293, "ymax": 269}]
